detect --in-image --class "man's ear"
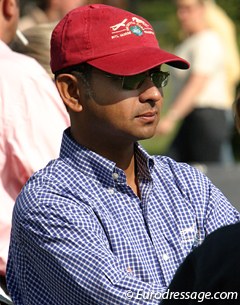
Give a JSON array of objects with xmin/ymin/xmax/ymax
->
[
  {"xmin": 3, "ymin": 0, "xmax": 17, "ymax": 17},
  {"xmin": 55, "ymin": 74, "xmax": 83, "ymax": 112}
]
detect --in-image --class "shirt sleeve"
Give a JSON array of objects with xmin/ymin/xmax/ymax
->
[
  {"xmin": 204, "ymin": 180, "xmax": 240, "ymax": 234},
  {"xmin": 189, "ymin": 163, "xmax": 240, "ymax": 236},
  {"xmin": 7, "ymin": 186, "xmax": 163, "ymax": 305}
]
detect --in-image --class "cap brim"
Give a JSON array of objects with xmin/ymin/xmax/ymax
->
[{"xmin": 87, "ymin": 47, "xmax": 189, "ymax": 75}]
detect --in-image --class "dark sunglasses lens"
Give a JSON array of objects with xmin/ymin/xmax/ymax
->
[
  {"xmin": 122, "ymin": 71, "xmax": 169, "ymax": 90},
  {"xmin": 122, "ymin": 73, "xmax": 146, "ymax": 90},
  {"xmin": 152, "ymin": 72, "xmax": 169, "ymax": 88}
]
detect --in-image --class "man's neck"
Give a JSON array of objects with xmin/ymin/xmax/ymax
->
[
  {"xmin": 111, "ymin": 146, "xmax": 140, "ymax": 197},
  {"xmin": 124, "ymin": 155, "xmax": 140, "ymax": 198},
  {"xmin": 92, "ymin": 143, "xmax": 140, "ymax": 197},
  {"xmin": 70, "ymin": 128, "xmax": 140, "ymax": 197}
]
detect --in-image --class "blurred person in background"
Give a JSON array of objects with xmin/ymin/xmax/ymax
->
[
  {"xmin": 0, "ymin": 0, "xmax": 69, "ymax": 299},
  {"xmin": 156, "ymin": 0, "xmax": 240, "ymax": 164},
  {"xmin": 18, "ymin": 0, "xmax": 89, "ymax": 31},
  {"xmin": 12, "ymin": 22, "xmax": 57, "ymax": 78},
  {"xmin": 205, "ymin": 0, "xmax": 240, "ymax": 163}
]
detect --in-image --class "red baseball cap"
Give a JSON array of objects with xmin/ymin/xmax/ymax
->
[{"xmin": 50, "ymin": 4, "xmax": 189, "ymax": 75}]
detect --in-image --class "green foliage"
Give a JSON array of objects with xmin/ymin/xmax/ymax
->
[{"xmin": 138, "ymin": 0, "xmax": 179, "ymax": 50}]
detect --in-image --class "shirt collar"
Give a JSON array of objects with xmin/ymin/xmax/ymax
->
[{"xmin": 59, "ymin": 128, "xmax": 154, "ymax": 184}]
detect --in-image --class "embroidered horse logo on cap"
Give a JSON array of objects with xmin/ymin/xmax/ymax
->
[{"xmin": 110, "ymin": 17, "xmax": 154, "ymax": 39}]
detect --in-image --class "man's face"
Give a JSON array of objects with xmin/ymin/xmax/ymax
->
[{"xmin": 73, "ymin": 66, "xmax": 164, "ymax": 145}]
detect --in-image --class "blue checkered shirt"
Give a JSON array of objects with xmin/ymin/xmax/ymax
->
[{"xmin": 7, "ymin": 128, "xmax": 240, "ymax": 305}]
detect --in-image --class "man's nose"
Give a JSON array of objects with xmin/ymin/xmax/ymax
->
[{"xmin": 139, "ymin": 80, "xmax": 163, "ymax": 105}]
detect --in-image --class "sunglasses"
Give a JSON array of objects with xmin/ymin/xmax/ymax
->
[{"xmin": 104, "ymin": 70, "xmax": 170, "ymax": 90}]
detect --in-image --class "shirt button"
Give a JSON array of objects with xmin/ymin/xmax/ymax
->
[
  {"xmin": 108, "ymin": 187, "xmax": 115, "ymax": 194},
  {"xmin": 112, "ymin": 173, "xmax": 119, "ymax": 180},
  {"xmin": 162, "ymin": 254, "xmax": 170, "ymax": 261}
]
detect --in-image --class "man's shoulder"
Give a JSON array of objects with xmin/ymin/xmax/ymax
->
[
  {"xmin": 18, "ymin": 157, "xmax": 93, "ymax": 204},
  {"xmin": 152, "ymin": 155, "xmax": 211, "ymax": 194},
  {"xmin": 24, "ymin": 158, "xmax": 74, "ymax": 190},
  {"xmin": 14, "ymin": 159, "xmax": 75, "ymax": 213},
  {"xmin": 0, "ymin": 44, "xmax": 46, "ymax": 76},
  {"xmin": 153, "ymin": 155, "xmax": 203, "ymax": 177},
  {"xmin": 0, "ymin": 46, "xmax": 59, "ymax": 101}
]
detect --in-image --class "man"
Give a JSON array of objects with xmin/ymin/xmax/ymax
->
[
  {"xmin": 0, "ymin": 0, "xmax": 69, "ymax": 287},
  {"xmin": 6, "ymin": 4, "xmax": 240, "ymax": 305}
]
